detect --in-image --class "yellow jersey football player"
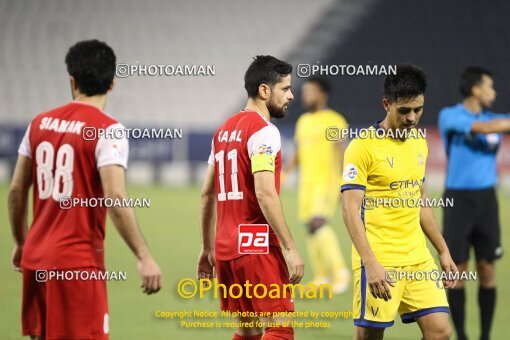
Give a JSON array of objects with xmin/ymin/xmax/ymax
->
[
  {"xmin": 284, "ymin": 77, "xmax": 350, "ymax": 294},
  {"xmin": 341, "ymin": 64, "xmax": 458, "ymax": 339}
]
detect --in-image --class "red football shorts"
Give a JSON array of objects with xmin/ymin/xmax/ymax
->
[
  {"xmin": 22, "ymin": 267, "xmax": 109, "ymax": 339},
  {"xmin": 216, "ymin": 246, "xmax": 295, "ymax": 313}
]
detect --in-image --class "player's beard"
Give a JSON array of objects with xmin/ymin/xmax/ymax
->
[{"xmin": 267, "ymin": 95, "xmax": 288, "ymax": 119}]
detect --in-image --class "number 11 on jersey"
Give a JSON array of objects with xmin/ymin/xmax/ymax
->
[{"xmin": 214, "ymin": 149, "xmax": 243, "ymax": 201}]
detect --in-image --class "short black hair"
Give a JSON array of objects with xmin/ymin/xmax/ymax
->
[
  {"xmin": 305, "ymin": 77, "xmax": 331, "ymax": 94},
  {"xmin": 65, "ymin": 39, "xmax": 116, "ymax": 96},
  {"xmin": 383, "ymin": 64, "xmax": 427, "ymax": 103},
  {"xmin": 244, "ymin": 55, "xmax": 292, "ymax": 98},
  {"xmin": 459, "ymin": 66, "xmax": 493, "ymax": 98}
]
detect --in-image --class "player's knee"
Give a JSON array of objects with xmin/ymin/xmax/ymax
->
[
  {"xmin": 308, "ymin": 217, "xmax": 326, "ymax": 234},
  {"xmin": 262, "ymin": 326, "xmax": 294, "ymax": 340},
  {"xmin": 355, "ymin": 326, "xmax": 384, "ymax": 340},
  {"xmin": 476, "ymin": 261, "xmax": 495, "ymax": 287},
  {"xmin": 234, "ymin": 319, "xmax": 263, "ymax": 339},
  {"xmin": 422, "ymin": 323, "xmax": 451, "ymax": 340},
  {"xmin": 476, "ymin": 260, "xmax": 493, "ymax": 273},
  {"xmin": 478, "ymin": 274, "xmax": 495, "ymax": 288}
]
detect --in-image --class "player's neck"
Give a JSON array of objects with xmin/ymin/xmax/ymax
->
[
  {"xmin": 462, "ymin": 98, "xmax": 482, "ymax": 114},
  {"xmin": 73, "ymin": 94, "xmax": 108, "ymax": 111},
  {"xmin": 309, "ymin": 103, "xmax": 328, "ymax": 113},
  {"xmin": 379, "ymin": 118, "xmax": 411, "ymax": 142},
  {"xmin": 379, "ymin": 118, "xmax": 400, "ymax": 134},
  {"xmin": 378, "ymin": 118, "xmax": 391, "ymax": 131},
  {"xmin": 245, "ymin": 98, "xmax": 270, "ymax": 121}
]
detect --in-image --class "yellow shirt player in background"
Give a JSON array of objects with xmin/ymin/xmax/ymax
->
[
  {"xmin": 283, "ymin": 77, "xmax": 350, "ymax": 294},
  {"xmin": 341, "ymin": 64, "xmax": 458, "ymax": 339}
]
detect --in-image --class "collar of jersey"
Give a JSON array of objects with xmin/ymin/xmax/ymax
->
[
  {"xmin": 457, "ymin": 102, "xmax": 490, "ymax": 117},
  {"xmin": 372, "ymin": 120, "xmax": 384, "ymax": 130},
  {"xmin": 242, "ymin": 108, "xmax": 273, "ymax": 126},
  {"xmin": 372, "ymin": 120, "xmax": 408, "ymax": 143},
  {"xmin": 70, "ymin": 100, "xmax": 110, "ymax": 116}
]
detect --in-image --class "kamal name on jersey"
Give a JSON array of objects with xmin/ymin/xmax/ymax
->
[{"xmin": 208, "ymin": 110, "xmax": 282, "ymax": 261}]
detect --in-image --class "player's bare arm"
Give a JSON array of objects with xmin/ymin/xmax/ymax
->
[
  {"xmin": 197, "ymin": 164, "xmax": 216, "ymax": 282},
  {"xmin": 99, "ymin": 164, "xmax": 162, "ymax": 295},
  {"xmin": 471, "ymin": 118, "xmax": 510, "ymax": 134},
  {"xmin": 8, "ymin": 155, "xmax": 33, "ymax": 273},
  {"xmin": 342, "ymin": 189, "xmax": 394, "ymax": 301},
  {"xmin": 253, "ymin": 170, "xmax": 304, "ymax": 284},
  {"xmin": 418, "ymin": 188, "xmax": 458, "ymax": 289}
]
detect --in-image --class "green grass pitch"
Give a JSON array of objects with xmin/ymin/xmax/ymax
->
[{"xmin": 0, "ymin": 184, "xmax": 508, "ymax": 339}]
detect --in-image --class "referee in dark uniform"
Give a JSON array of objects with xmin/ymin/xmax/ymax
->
[{"xmin": 439, "ymin": 66, "xmax": 510, "ymax": 340}]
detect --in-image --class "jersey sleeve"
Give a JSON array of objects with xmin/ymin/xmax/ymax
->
[
  {"xmin": 439, "ymin": 108, "xmax": 476, "ymax": 135},
  {"xmin": 95, "ymin": 123, "xmax": 129, "ymax": 169},
  {"xmin": 333, "ymin": 113, "xmax": 349, "ymax": 130},
  {"xmin": 247, "ymin": 125, "xmax": 281, "ymax": 173},
  {"xmin": 207, "ymin": 138, "xmax": 214, "ymax": 166},
  {"xmin": 340, "ymin": 139, "xmax": 370, "ymax": 192},
  {"xmin": 18, "ymin": 124, "xmax": 32, "ymax": 158},
  {"xmin": 485, "ymin": 111, "xmax": 510, "ymax": 119},
  {"xmin": 480, "ymin": 111, "xmax": 510, "ymax": 136},
  {"xmin": 332, "ymin": 113, "xmax": 348, "ymax": 141}
]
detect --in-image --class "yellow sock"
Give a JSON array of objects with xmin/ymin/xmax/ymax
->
[
  {"xmin": 314, "ymin": 225, "xmax": 347, "ymax": 277},
  {"xmin": 307, "ymin": 232, "xmax": 327, "ymax": 280}
]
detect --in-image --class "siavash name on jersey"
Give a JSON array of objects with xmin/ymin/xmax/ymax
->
[
  {"xmin": 39, "ymin": 117, "xmax": 85, "ymax": 135},
  {"xmin": 217, "ymin": 130, "xmax": 242, "ymax": 143}
]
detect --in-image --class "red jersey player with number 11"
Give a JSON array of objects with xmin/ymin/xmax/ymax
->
[{"xmin": 197, "ymin": 56, "xmax": 304, "ymax": 340}]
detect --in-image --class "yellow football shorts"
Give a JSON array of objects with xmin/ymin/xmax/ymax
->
[
  {"xmin": 352, "ymin": 259, "xmax": 449, "ymax": 328},
  {"xmin": 298, "ymin": 182, "xmax": 338, "ymax": 222}
]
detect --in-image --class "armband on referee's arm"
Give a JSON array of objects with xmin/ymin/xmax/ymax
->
[{"xmin": 251, "ymin": 153, "xmax": 276, "ymax": 173}]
